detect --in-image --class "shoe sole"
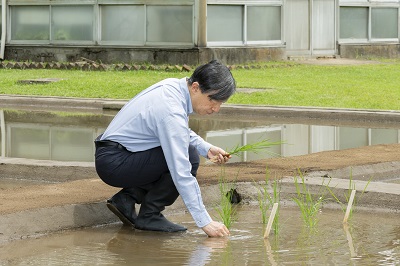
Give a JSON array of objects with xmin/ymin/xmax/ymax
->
[{"xmin": 106, "ymin": 202, "xmax": 135, "ymax": 227}]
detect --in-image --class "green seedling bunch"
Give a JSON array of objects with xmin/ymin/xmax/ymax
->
[
  {"xmin": 292, "ymin": 170, "xmax": 330, "ymax": 230},
  {"xmin": 326, "ymin": 169, "xmax": 372, "ymax": 222},
  {"xmin": 214, "ymin": 167, "xmax": 238, "ymax": 229},
  {"xmin": 256, "ymin": 167, "xmax": 281, "ymax": 235}
]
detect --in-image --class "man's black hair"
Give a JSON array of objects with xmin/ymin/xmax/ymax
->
[{"xmin": 188, "ymin": 60, "xmax": 236, "ymax": 101}]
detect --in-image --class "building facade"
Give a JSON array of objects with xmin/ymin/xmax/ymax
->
[{"xmin": 0, "ymin": 0, "xmax": 399, "ymax": 65}]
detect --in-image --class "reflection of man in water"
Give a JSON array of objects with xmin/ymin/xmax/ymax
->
[
  {"xmin": 106, "ymin": 227, "xmax": 229, "ymax": 264},
  {"xmin": 95, "ymin": 60, "xmax": 235, "ymax": 237}
]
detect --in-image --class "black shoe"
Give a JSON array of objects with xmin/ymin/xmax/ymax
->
[
  {"xmin": 107, "ymin": 200, "xmax": 135, "ymax": 227},
  {"xmin": 106, "ymin": 187, "xmax": 145, "ymax": 227},
  {"xmin": 135, "ymin": 173, "xmax": 187, "ymax": 232},
  {"xmin": 135, "ymin": 213, "xmax": 187, "ymax": 232}
]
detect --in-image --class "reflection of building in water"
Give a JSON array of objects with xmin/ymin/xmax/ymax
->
[
  {"xmin": 204, "ymin": 124, "xmax": 400, "ymax": 163},
  {"xmin": 0, "ymin": 109, "xmax": 108, "ymax": 162},
  {"xmin": 1, "ymin": 109, "xmax": 400, "ymax": 163},
  {"xmin": 8, "ymin": 124, "xmax": 102, "ymax": 162}
]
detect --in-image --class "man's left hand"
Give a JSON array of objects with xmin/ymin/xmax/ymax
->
[{"xmin": 208, "ymin": 146, "xmax": 231, "ymax": 164}]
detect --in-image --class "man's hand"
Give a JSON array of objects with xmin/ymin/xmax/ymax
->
[
  {"xmin": 202, "ymin": 221, "xmax": 230, "ymax": 237},
  {"xmin": 208, "ymin": 146, "xmax": 231, "ymax": 164}
]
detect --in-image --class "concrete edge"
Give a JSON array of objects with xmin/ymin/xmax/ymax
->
[
  {"xmin": 0, "ymin": 202, "xmax": 117, "ymax": 244},
  {"xmin": 2, "ymin": 94, "xmax": 400, "ymax": 123}
]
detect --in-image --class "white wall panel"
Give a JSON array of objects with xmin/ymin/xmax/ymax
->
[
  {"xmin": 313, "ymin": 0, "xmax": 336, "ymax": 53},
  {"xmin": 285, "ymin": 0, "xmax": 310, "ymax": 53}
]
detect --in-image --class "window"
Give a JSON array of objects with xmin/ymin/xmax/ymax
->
[
  {"xmin": 340, "ymin": 7, "xmax": 368, "ymax": 40},
  {"xmin": 371, "ymin": 8, "xmax": 398, "ymax": 39},
  {"xmin": 6, "ymin": 1, "xmax": 289, "ymax": 47},
  {"xmin": 147, "ymin": 5, "xmax": 193, "ymax": 44},
  {"xmin": 339, "ymin": 5, "xmax": 399, "ymax": 43},
  {"xmin": 207, "ymin": 5, "xmax": 243, "ymax": 43},
  {"xmin": 11, "ymin": 6, "xmax": 50, "ymax": 41},
  {"xmin": 10, "ymin": 5, "xmax": 93, "ymax": 43},
  {"xmin": 100, "ymin": 4, "xmax": 193, "ymax": 45},
  {"xmin": 247, "ymin": 6, "xmax": 281, "ymax": 42},
  {"xmin": 207, "ymin": 4, "xmax": 283, "ymax": 46},
  {"xmin": 101, "ymin": 5, "xmax": 145, "ymax": 43},
  {"xmin": 52, "ymin": 6, "xmax": 93, "ymax": 41}
]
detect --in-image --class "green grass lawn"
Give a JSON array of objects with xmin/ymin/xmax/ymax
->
[{"xmin": 1, "ymin": 60, "xmax": 399, "ymax": 111}]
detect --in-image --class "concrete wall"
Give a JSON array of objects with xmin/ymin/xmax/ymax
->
[
  {"xmin": 4, "ymin": 45, "xmax": 286, "ymax": 65},
  {"xmin": 199, "ymin": 47, "xmax": 286, "ymax": 65},
  {"xmin": 339, "ymin": 44, "xmax": 400, "ymax": 59},
  {"xmin": 5, "ymin": 44, "xmax": 400, "ymax": 64}
]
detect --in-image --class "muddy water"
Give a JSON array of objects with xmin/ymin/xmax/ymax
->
[{"xmin": 0, "ymin": 206, "xmax": 398, "ymax": 265}]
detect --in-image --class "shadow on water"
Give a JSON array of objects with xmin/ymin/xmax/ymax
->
[{"xmin": 0, "ymin": 206, "xmax": 399, "ymax": 265}]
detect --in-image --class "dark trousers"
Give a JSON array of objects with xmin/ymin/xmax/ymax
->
[{"xmin": 95, "ymin": 141, "xmax": 200, "ymax": 189}]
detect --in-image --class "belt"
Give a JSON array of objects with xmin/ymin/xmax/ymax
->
[{"xmin": 95, "ymin": 140, "xmax": 126, "ymax": 150}]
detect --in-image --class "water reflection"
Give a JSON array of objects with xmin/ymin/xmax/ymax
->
[
  {"xmin": 0, "ymin": 109, "xmax": 399, "ymax": 163},
  {"xmin": 0, "ymin": 206, "xmax": 398, "ymax": 265},
  {"xmin": 106, "ymin": 227, "xmax": 229, "ymax": 265},
  {"xmin": 264, "ymin": 239, "xmax": 278, "ymax": 266},
  {"xmin": 343, "ymin": 224, "xmax": 357, "ymax": 258}
]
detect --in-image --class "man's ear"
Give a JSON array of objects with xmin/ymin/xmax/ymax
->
[{"xmin": 191, "ymin": 82, "xmax": 200, "ymax": 92}]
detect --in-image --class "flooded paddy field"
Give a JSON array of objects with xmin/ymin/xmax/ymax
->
[
  {"xmin": 0, "ymin": 206, "xmax": 398, "ymax": 265},
  {"xmin": 0, "ymin": 97, "xmax": 399, "ymax": 265}
]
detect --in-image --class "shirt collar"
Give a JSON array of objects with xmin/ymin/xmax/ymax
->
[{"xmin": 180, "ymin": 77, "xmax": 193, "ymax": 114}]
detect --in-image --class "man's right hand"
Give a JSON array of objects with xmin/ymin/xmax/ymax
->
[{"xmin": 202, "ymin": 221, "xmax": 230, "ymax": 237}]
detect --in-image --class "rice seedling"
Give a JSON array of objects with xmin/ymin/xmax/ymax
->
[
  {"xmin": 292, "ymin": 170, "xmax": 330, "ymax": 230},
  {"xmin": 213, "ymin": 139, "xmax": 283, "ymax": 228},
  {"xmin": 255, "ymin": 166, "xmax": 281, "ymax": 235},
  {"xmin": 326, "ymin": 169, "xmax": 372, "ymax": 221},
  {"xmin": 226, "ymin": 139, "xmax": 283, "ymax": 158},
  {"xmin": 214, "ymin": 167, "xmax": 238, "ymax": 229},
  {"xmin": 210, "ymin": 139, "xmax": 283, "ymax": 163}
]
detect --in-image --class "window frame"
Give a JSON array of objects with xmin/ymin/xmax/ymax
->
[
  {"xmin": 206, "ymin": 4, "xmax": 244, "ymax": 46},
  {"xmin": 98, "ymin": 0, "xmax": 196, "ymax": 47},
  {"xmin": 0, "ymin": 4, "xmax": 3, "ymax": 42},
  {"xmin": 98, "ymin": 4, "xmax": 146, "ymax": 46},
  {"xmin": 8, "ymin": 2, "xmax": 96, "ymax": 45},
  {"xmin": 246, "ymin": 4, "xmax": 283, "ymax": 46},
  {"xmin": 207, "ymin": 0, "xmax": 284, "ymax": 47},
  {"xmin": 8, "ymin": 0, "xmax": 196, "ymax": 47},
  {"xmin": 9, "ymin": 5, "xmax": 51, "ymax": 45},
  {"xmin": 338, "ymin": 1, "xmax": 400, "ymax": 44},
  {"xmin": 50, "ymin": 4, "xmax": 96, "ymax": 45},
  {"xmin": 370, "ymin": 7, "xmax": 399, "ymax": 42},
  {"xmin": 144, "ymin": 4, "xmax": 195, "ymax": 47}
]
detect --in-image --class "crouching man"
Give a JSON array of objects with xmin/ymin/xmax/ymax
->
[{"xmin": 95, "ymin": 60, "xmax": 236, "ymax": 237}]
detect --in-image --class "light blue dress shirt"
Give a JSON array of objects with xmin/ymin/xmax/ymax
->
[{"xmin": 101, "ymin": 77, "xmax": 213, "ymax": 228}]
